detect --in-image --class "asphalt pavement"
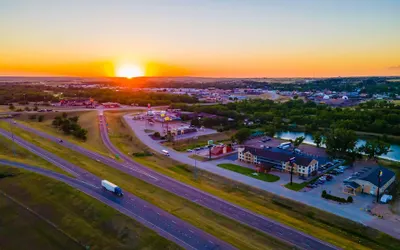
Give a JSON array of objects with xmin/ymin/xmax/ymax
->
[
  {"xmin": 5, "ymin": 116, "xmax": 338, "ymax": 249},
  {"xmin": 0, "ymin": 129, "xmax": 235, "ymax": 250}
]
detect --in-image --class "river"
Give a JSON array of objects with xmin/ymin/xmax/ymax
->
[{"xmin": 275, "ymin": 131, "xmax": 400, "ymax": 162}]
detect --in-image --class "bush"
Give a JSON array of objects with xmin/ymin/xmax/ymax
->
[
  {"xmin": 132, "ymin": 151, "xmax": 153, "ymax": 157},
  {"xmin": 347, "ymin": 196, "xmax": 353, "ymax": 203},
  {"xmin": 153, "ymin": 132, "xmax": 160, "ymax": 138},
  {"xmin": 321, "ymin": 191, "xmax": 349, "ymax": 203},
  {"xmin": 37, "ymin": 115, "xmax": 44, "ymax": 122}
]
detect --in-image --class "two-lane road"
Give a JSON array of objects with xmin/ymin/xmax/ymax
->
[
  {"xmin": 0, "ymin": 129, "xmax": 235, "ymax": 250},
  {"xmin": 8, "ymin": 118, "xmax": 338, "ymax": 250}
]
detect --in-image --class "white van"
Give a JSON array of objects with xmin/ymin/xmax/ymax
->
[{"xmin": 162, "ymin": 150, "xmax": 170, "ymax": 156}]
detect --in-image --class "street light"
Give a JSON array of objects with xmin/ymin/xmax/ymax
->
[
  {"xmin": 289, "ymin": 157, "xmax": 296, "ymax": 185},
  {"xmin": 376, "ymin": 169, "xmax": 383, "ymax": 203},
  {"xmin": 193, "ymin": 136, "xmax": 198, "ymax": 180}
]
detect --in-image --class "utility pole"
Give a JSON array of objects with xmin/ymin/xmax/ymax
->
[
  {"xmin": 376, "ymin": 169, "xmax": 383, "ymax": 203},
  {"xmin": 289, "ymin": 157, "xmax": 296, "ymax": 185},
  {"xmin": 10, "ymin": 120, "xmax": 16, "ymax": 156},
  {"xmin": 193, "ymin": 136, "xmax": 198, "ymax": 180}
]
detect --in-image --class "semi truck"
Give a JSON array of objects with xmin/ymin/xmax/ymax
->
[{"xmin": 101, "ymin": 180, "xmax": 123, "ymax": 196}]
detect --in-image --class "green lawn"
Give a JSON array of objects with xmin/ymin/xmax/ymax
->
[
  {"xmin": 217, "ymin": 163, "xmax": 280, "ymax": 182},
  {"xmin": 0, "ymin": 166, "xmax": 179, "ymax": 250},
  {"xmin": 165, "ymin": 130, "xmax": 235, "ymax": 151},
  {"xmin": 284, "ymin": 182, "xmax": 308, "ymax": 191},
  {"xmin": 103, "ymin": 111, "xmax": 400, "ymax": 250},
  {"xmin": 0, "ymin": 120, "xmax": 292, "ymax": 250}
]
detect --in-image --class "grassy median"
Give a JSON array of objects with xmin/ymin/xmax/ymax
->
[
  {"xmin": 0, "ymin": 120, "xmax": 293, "ymax": 250},
  {"xmin": 103, "ymin": 111, "xmax": 400, "ymax": 250},
  {"xmin": 0, "ymin": 166, "xmax": 179, "ymax": 250},
  {"xmin": 16, "ymin": 111, "xmax": 112, "ymax": 157},
  {"xmin": 217, "ymin": 163, "xmax": 280, "ymax": 182},
  {"xmin": 0, "ymin": 134, "xmax": 69, "ymax": 175}
]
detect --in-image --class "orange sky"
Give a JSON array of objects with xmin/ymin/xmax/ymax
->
[{"xmin": 1, "ymin": 1, "xmax": 399, "ymax": 78}]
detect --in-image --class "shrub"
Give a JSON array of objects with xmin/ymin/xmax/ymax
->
[
  {"xmin": 132, "ymin": 151, "xmax": 153, "ymax": 157},
  {"xmin": 347, "ymin": 196, "xmax": 353, "ymax": 203},
  {"xmin": 153, "ymin": 132, "xmax": 160, "ymax": 138},
  {"xmin": 321, "ymin": 192, "xmax": 350, "ymax": 203}
]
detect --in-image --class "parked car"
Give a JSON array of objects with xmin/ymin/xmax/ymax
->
[
  {"xmin": 343, "ymin": 177, "xmax": 353, "ymax": 184},
  {"xmin": 186, "ymin": 149, "xmax": 193, "ymax": 153},
  {"xmin": 326, "ymin": 175, "xmax": 333, "ymax": 181}
]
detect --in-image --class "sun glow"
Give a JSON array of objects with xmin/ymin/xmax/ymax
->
[{"xmin": 116, "ymin": 64, "xmax": 144, "ymax": 78}]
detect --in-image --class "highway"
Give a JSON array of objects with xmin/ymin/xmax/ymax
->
[
  {"xmin": 0, "ymin": 129, "xmax": 235, "ymax": 250},
  {"xmin": 8, "ymin": 118, "xmax": 338, "ymax": 250}
]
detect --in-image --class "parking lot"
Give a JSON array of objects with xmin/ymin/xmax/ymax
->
[
  {"xmin": 306, "ymin": 164, "xmax": 375, "ymax": 208},
  {"xmin": 127, "ymin": 115, "xmax": 218, "ymax": 140}
]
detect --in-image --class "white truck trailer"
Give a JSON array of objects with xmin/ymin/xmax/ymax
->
[{"xmin": 101, "ymin": 180, "xmax": 123, "ymax": 196}]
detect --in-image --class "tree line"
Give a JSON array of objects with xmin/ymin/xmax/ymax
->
[
  {"xmin": 173, "ymin": 99, "xmax": 400, "ymax": 136},
  {"xmin": 0, "ymin": 85, "xmax": 198, "ymax": 106}
]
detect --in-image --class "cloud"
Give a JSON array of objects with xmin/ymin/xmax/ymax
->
[{"xmin": 388, "ymin": 65, "xmax": 400, "ymax": 71}]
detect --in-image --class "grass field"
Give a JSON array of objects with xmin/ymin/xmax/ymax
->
[
  {"xmin": 0, "ymin": 120, "xmax": 293, "ymax": 250},
  {"xmin": 217, "ymin": 163, "xmax": 280, "ymax": 182},
  {"xmin": 103, "ymin": 111, "xmax": 400, "ymax": 250},
  {"xmin": 0, "ymin": 166, "xmax": 179, "ymax": 250},
  {"xmin": 0, "ymin": 133, "xmax": 68, "ymax": 175},
  {"xmin": 15, "ymin": 111, "xmax": 111, "ymax": 157},
  {"xmin": 165, "ymin": 130, "xmax": 235, "ymax": 151}
]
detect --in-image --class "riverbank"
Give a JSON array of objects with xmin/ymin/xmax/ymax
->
[{"xmin": 275, "ymin": 131, "xmax": 400, "ymax": 162}]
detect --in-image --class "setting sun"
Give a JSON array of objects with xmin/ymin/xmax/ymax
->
[{"xmin": 116, "ymin": 64, "xmax": 144, "ymax": 79}]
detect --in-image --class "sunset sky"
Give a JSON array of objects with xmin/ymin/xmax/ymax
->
[{"xmin": 1, "ymin": 0, "xmax": 399, "ymax": 78}]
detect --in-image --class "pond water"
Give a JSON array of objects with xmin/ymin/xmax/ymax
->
[{"xmin": 275, "ymin": 131, "xmax": 400, "ymax": 162}]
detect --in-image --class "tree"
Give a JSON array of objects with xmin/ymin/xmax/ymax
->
[
  {"xmin": 33, "ymin": 105, "xmax": 38, "ymax": 111},
  {"xmin": 234, "ymin": 128, "xmax": 251, "ymax": 144},
  {"xmin": 69, "ymin": 116, "xmax": 79, "ymax": 123},
  {"xmin": 8, "ymin": 103, "xmax": 15, "ymax": 110},
  {"xmin": 325, "ymin": 128, "xmax": 357, "ymax": 158},
  {"xmin": 293, "ymin": 136, "xmax": 305, "ymax": 149},
  {"xmin": 359, "ymin": 140, "xmax": 390, "ymax": 161},
  {"xmin": 312, "ymin": 132, "xmax": 323, "ymax": 148},
  {"xmin": 38, "ymin": 115, "xmax": 44, "ymax": 122},
  {"xmin": 153, "ymin": 131, "xmax": 160, "ymax": 138},
  {"xmin": 24, "ymin": 106, "xmax": 31, "ymax": 111},
  {"xmin": 166, "ymin": 131, "xmax": 174, "ymax": 143},
  {"xmin": 263, "ymin": 125, "xmax": 276, "ymax": 137},
  {"xmin": 347, "ymin": 196, "xmax": 353, "ymax": 203}
]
